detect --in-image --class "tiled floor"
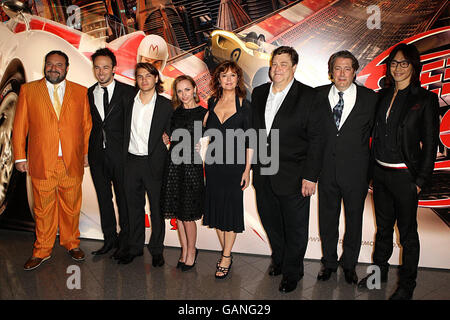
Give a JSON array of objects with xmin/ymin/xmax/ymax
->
[{"xmin": 1, "ymin": 228, "xmax": 449, "ymax": 300}]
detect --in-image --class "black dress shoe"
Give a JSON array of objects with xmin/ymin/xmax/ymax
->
[
  {"xmin": 268, "ymin": 263, "xmax": 282, "ymax": 276},
  {"xmin": 91, "ymin": 240, "xmax": 117, "ymax": 255},
  {"xmin": 117, "ymin": 252, "xmax": 143, "ymax": 265},
  {"xmin": 181, "ymin": 249, "xmax": 198, "ymax": 272},
  {"xmin": 357, "ymin": 270, "xmax": 388, "ymax": 289},
  {"xmin": 344, "ymin": 269, "xmax": 358, "ymax": 284},
  {"xmin": 152, "ymin": 254, "xmax": 165, "ymax": 267},
  {"xmin": 279, "ymin": 278, "xmax": 298, "ymax": 293},
  {"xmin": 111, "ymin": 247, "xmax": 127, "ymax": 260},
  {"xmin": 389, "ymin": 286, "xmax": 414, "ymax": 300},
  {"xmin": 317, "ymin": 266, "xmax": 337, "ymax": 281}
]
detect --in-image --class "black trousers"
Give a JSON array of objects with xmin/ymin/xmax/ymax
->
[
  {"xmin": 372, "ymin": 164, "xmax": 420, "ymax": 290},
  {"xmin": 90, "ymin": 153, "xmax": 128, "ymax": 249},
  {"xmin": 318, "ymin": 174, "xmax": 367, "ymax": 270},
  {"xmin": 254, "ymin": 179, "xmax": 310, "ymax": 281},
  {"xmin": 124, "ymin": 153, "xmax": 165, "ymax": 256}
]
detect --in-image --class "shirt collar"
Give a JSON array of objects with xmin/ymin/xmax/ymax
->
[
  {"xmin": 269, "ymin": 78, "xmax": 295, "ymax": 96},
  {"xmin": 97, "ymin": 80, "xmax": 115, "ymax": 91},
  {"xmin": 331, "ymin": 82, "xmax": 356, "ymax": 96},
  {"xmin": 46, "ymin": 79, "xmax": 66, "ymax": 90},
  {"xmin": 135, "ymin": 90, "xmax": 157, "ymax": 106}
]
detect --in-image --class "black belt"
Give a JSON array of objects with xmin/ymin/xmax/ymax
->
[{"xmin": 127, "ymin": 152, "xmax": 148, "ymax": 160}]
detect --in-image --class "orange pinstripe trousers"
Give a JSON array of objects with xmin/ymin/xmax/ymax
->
[{"xmin": 31, "ymin": 159, "xmax": 82, "ymax": 258}]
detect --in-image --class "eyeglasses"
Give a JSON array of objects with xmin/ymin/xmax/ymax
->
[{"xmin": 390, "ymin": 60, "xmax": 410, "ymax": 68}]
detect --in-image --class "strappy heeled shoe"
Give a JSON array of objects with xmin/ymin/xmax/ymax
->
[{"xmin": 215, "ymin": 254, "xmax": 233, "ymax": 279}]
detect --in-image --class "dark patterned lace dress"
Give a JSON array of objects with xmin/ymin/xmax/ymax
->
[{"xmin": 161, "ymin": 106, "xmax": 207, "ymax": 221}]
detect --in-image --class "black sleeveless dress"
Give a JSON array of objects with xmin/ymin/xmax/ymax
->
[
  {"xmin": 161, "ymin": 106, "xmax": 207, "ymax": 221},
  {"xmin": 203, "ymin": 95, "xmax": 251, "ymax": 233}
]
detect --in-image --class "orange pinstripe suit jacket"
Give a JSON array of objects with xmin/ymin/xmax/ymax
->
[{"xmin": 12, "ymin": 78, "xmax": 92, "ymax": 180}]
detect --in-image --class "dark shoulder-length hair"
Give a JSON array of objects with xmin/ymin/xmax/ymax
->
[
  {"xmin": 135, "ymin": 62, "xmax": 164, "ymax": 93},
  {"xmin": 210, "ymin": 60, "xmax": 246, "ymax": 100},
  {"xmin": 384, "ymin": 43, "xmax": 422, "ymax": 88},
  {"xmin": 171, "ymin": 74, "xmax": 200, "ymax": 109}
]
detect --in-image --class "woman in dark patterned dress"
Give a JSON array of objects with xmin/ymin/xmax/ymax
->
[
  {"xmin": 161, "ymin": 75, "xmax": 207, "ymax": 271},
  {"xmin": 203, "ymin": 61, "xmax": 253, "ymax": 279}
]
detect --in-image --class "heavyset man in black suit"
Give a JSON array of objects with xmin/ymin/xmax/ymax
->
[
  {"xmin": 316, "ymin": 51, "xmax": 377, "ymax": 284},
  {"xmin": 251, "ymin": 46, "xmax": 324, "ymax": 293},
  {"xmin": 88, "ymin": 48, "xmax": 136, "ymax": 259}
]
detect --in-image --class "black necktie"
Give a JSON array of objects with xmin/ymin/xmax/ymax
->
[
  {"xmin": 333, "ymin": 91, "xmax": 344, "ymax": 129},
  {"xmin": 102, "ymin": 87, "xmax": 110, "ymax": 116}
]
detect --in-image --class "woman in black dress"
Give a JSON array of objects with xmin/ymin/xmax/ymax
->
[
  {"xmin": 203, "ymin": 61, "xmax": 253, "ymax": 278},
  {"xmin": 161, "ymin": 75, "xmax": 207, "ymax": 271}
]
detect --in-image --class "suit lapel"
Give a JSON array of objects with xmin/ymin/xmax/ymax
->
[
  {"xmin": 59, "ymin": 80, "xmax": 72, "ymax": 121},
  {"xmin": 104, "ymin": 81, "xmax": 122, "ymax": 120},
  {"xmin": 148, "ymin": 94, "xmax": 164, "ymax": 154},
  {"xmin": 320, "ymin": 84, "xmax": 335, "ymax": 125},
  {"xmin": 400, "ymin": 88, "xmax": 419, "ymax": 126},
  {"xmin": 88, "ymin": 86, "xmax": 102, "ymax": 122},
  {"xmin": 339, "ymin": 85, "xmax": 364, "ymax": 132},
  {"xmin": 39, "ymin": 78, "xmax": 58, "ymax": 121},
  {"xmin": 258, "ymin": 84, "xmax": 270, "ymax": 132},
  {"xmin": 270, "ymin": 80, "xmax": 298, "ymax": 132}
]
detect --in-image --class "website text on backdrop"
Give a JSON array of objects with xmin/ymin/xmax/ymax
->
[
  {"xmin": 250, "ymin": 46, "xmax": 324, "ymax": 293},
  {"xmin": 88, "ymin": 48, "xmax": 136, "ymax": 260},
  {"xmin": 120, "ymin": 62, "xmax": 173, "ymax": 265},
  {"xmin": 316, "ymin": 50, "xmax": 377, "ymax": 285},
  {"xmin": 12, "ymin": 50, "xmax": 92, "ymax": 270},
  {"xmin": 358, "ymin": 43, "xmax": 440, "ymax": 300}
]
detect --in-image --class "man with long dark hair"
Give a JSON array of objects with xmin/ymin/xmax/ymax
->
[
  {"xmin": 358, "ymin": 43, "xmax": 440, "ymax": 300},
  {"xmin": 119, "ymin": 62, "xmax": 173, "ymax": 265}
]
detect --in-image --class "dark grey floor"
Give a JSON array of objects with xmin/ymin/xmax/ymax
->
[{"xmin": 1, "ymin": 228, "xmax": 449, "ymax": 300}]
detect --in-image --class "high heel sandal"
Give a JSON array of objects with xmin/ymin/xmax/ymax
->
[
  {"xmin": 181, "ymin": 248, "xmax": 198, "ymax": 272},
  {"xmin": 215, "ymin": 254, "xmax": 232, "ymax": 279}
]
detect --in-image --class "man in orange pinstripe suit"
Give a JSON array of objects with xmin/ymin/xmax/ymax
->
[{"xmin": 12, "ymin": 50, "xmax": 92, "ymax": 271}]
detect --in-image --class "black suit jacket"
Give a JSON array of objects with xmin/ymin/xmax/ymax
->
[
  {"xmin": 123, "ymin": 92, "xmax": 173, "ymax": 181},
  {"xmin": 87, "ymin": 80, "xmax": 136, "ymax": 166},
  {"xmin": 372, "ymin": 85, "xmax": 440, "ymax": 188},
  {"xmin": 251, "ymin": 80, "xmax": 323, "ymax": 195},
  {"xmin": 317, "ymin": 84, "xmax": 377, "ymax": 186}
]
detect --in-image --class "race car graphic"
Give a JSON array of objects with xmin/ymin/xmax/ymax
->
[{"xmin": 0, "ymin": 8, "xmax": 210, "ymax": 231}]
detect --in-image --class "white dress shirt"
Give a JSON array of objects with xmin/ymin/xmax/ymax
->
[
  {"xmin": 128, "ymin": 90, "xmax": 157, "ymax": 156},
  {"xmin": 328, "ymin": 83, "xmax": 357, "ymax": 130},
  {"xmin": 47, "ymin": 79, "xmax": 66, "ymax": 157},
  {"xmin": 93, "ymin": 80, "xmax": 115, "ymax": 120},
  {"xmin": 264, "ymin": 78, "xmax": 294, "ymax": 135}
]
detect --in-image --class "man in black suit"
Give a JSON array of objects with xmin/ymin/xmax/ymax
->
[
  {"xmin": 251, "ymin": 46, "xmax": 323, "ymax": 293},
  {"xmin": 358, "ymin": 43, "xmax": 440, "ymax": 300},
  {"xmin": 88, "ymin": 48, "xmax": 136, "ymax": 258},
  {"xmin": 119, "ymin": 62, "xmax": 173, "ymax": 265},
  {"xmin": 315, "ymin": 51, "xmax": 377, "ymax": 284}
]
